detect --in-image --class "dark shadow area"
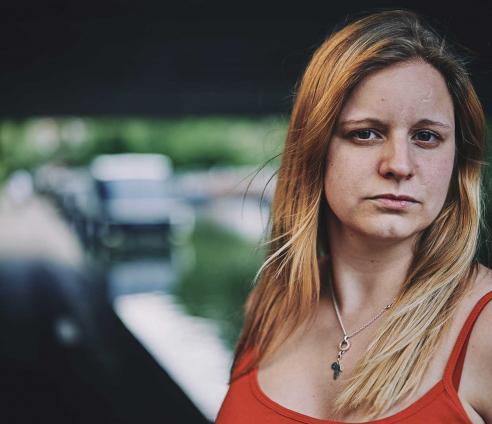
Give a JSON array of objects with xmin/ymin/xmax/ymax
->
[
  {"xmin": 0, "ymin": 1, "xmax": 491, "ymax": 117},
  {"xmin": 0, "ymin": 258, "xmax": 209, "ymax": 423}
]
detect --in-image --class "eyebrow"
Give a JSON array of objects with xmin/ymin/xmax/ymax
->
[{"xmin": 338, "ymin": 118, "xmax": 452, "ymax": 129}]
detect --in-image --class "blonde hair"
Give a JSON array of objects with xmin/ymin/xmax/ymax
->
[{"xmin": 230, "ymin": 8, "xmax": 487, "ymax": 419}]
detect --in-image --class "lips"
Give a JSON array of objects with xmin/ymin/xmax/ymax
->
[
  {"xmin": 371, "ymin": 194, "xmax": 418, "ymax": 203},
  {"xmin": 369, "ymin": 194, "xmax": 419, "ymax": 210}
]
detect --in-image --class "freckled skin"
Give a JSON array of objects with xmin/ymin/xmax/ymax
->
[{"xmin": 324, "ymin": 60, "xmax": 456, "ymax": 242}]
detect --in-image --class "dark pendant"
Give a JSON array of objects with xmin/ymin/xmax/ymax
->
[
  {"xmin": 331, "ymin": 336, "xmax": 349, "ymax": 380},
  {"xmin": 331, "ymin": 361, "xmax": 342, "ymax": 380}
]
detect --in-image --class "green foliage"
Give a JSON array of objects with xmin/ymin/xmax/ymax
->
[
  {"xmin": 0, "ymin": 116, "xmax": 287, "ymax": 179},
  {"xmin": 172, "ymin": 218, "xmax": 265, "ymax": 350}
]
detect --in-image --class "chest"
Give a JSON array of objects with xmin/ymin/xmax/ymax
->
[{"xmin": 256, "ymin": 305, "xmax": 482, "ymax": 422}]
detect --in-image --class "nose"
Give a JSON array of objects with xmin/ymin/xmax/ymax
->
[{"xmin": 377, "ymin": 135, "xmax": 415, "ymax": 181}]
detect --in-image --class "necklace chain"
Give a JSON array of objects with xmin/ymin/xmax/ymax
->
[
  {"xmin": 329, "ymin": 280, "xmax": 396, "ymax": 339},
  {"xmin": 328, "ymin": 277, "xmax": 398, "ymax": 380}
]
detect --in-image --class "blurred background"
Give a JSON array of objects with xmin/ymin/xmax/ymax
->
[{"xmin": 0, "ymin": 1, "xmax": 491, "ymax": 423}]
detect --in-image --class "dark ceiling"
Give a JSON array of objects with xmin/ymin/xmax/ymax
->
[{"xmin": 1, "ymin": 1, "xmax": 492, "ymax": 117}]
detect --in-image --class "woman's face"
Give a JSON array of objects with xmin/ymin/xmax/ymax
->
[{"xmin": 324, "ymin": 60, "xmax": 456, "ymax": 243}]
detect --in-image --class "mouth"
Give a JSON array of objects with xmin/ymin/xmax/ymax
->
[
  {"xmin": 370, "ymin": 194, "xmax": 418, "ymax": 202},
  {"xmin": 368, "ymin": 194, "xmax": 419, "ymax": 210}
]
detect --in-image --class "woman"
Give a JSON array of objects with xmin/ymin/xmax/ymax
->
[{"xmin": 216, "ymin": 9, "xmax": 492, "ymax": 423}]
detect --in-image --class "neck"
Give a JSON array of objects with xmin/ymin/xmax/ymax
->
[{"xmin": 324, "ymin": 217, "xmax": 417, "ymax": 318}]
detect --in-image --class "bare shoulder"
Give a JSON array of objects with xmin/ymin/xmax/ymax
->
[
  {"xmin": 464, "ymin": 262, "xmax": 492, "ymax": 422},
  {"xmin": 472, "ymin": 262, "xmax": 492, "ymax": 302},
  {"xmin": 477, "ymin": 262, "xmax": 492, "ymax": 287}
]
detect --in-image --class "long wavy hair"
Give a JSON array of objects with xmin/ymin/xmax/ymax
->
[{"xmin": 229, "ymin": 8, "xmax": 487, "ymax": 419}]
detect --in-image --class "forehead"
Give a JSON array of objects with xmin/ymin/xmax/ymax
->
[{"xmin": 337, "ymin": 60, "xmax": 455, "ymax": 127}]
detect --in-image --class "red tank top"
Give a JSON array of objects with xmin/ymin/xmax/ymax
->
[{"xmin": 216, "ymin": 290, "xmax": 492, "ymax": 423}]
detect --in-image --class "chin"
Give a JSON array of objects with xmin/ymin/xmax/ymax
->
[{"xmin": 354, "ymin": 222, "xmax": 419, "ymax": 242}]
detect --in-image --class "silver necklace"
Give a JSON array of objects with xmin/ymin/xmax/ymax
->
[{"xmin": 329, "ymin": 281, "xmax": 396, "ymax": 380}]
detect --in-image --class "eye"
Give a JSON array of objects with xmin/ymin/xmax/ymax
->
[
  {"xmin": 414, "ymin": 130, "xmax": 441, "ymax": 145},
  {"xmin": 347, "ymin": 129, "xmax": 380, "ymax": 142}
]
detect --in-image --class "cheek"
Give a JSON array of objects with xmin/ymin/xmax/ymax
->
[
  {"xmin": 324, "ymin": 152, "xmax": 366, "ymax": 204},
  {"xmin": 420, "ymin": 153, "xmax": 455, "ymax": 206},
  {"xmin": 325, "ymin": 157, "xmax": 346, "ymax": 194}
]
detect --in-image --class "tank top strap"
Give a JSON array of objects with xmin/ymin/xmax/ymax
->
[{"xmin": 444, "ymin": 289, "xmax": 492, "ymax": 390}]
